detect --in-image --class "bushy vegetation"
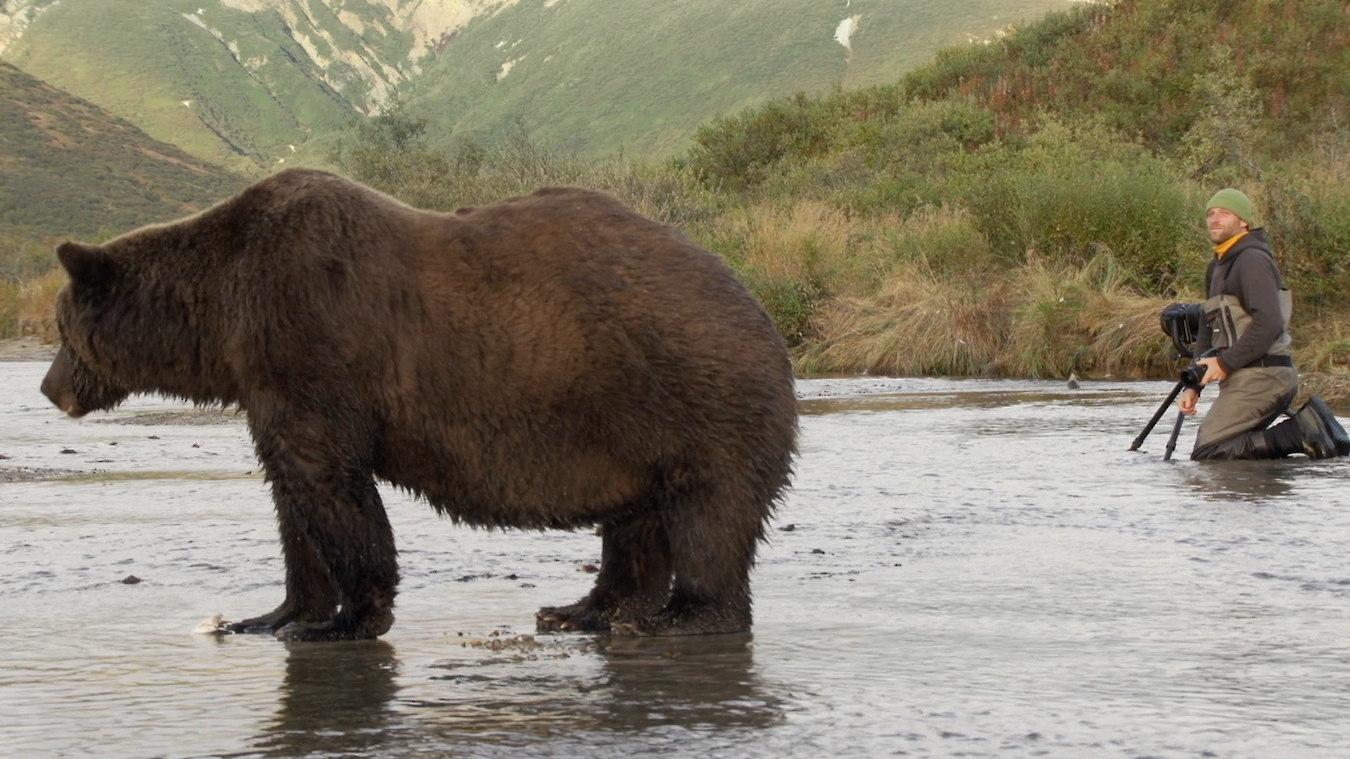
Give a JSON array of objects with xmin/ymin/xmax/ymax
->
[
  {"xmin": 313, "ymin": 0, "xmax": 1350, "ymax": 400},
  {"xmin": 328, "ymin": 109, "xmax": 732, "ymax": 236}
]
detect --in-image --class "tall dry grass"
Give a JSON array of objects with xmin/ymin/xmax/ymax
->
[
  {"xmin": 795, "ymin": 265, "xmax": 1001, "ymax": 376},
  {"xmin": 0, "ymin": 269, "xmax": 64, "ymax": 342},
  {"xmin": 1281, "ymin": 316, "xmax": 1350, "ymax": 406},
  {"xmin": 998, "ymin": 250, "xmax": 1184, "ymax": 379},
  {"xmin": 790, "ymin": 203, "xmax": 1189, "ymax": 379},
  {"xmin": 709, "ymin": 200, "xmax": 879, "ymax": 290},
  {"xmin": 790, "ymin": 204, "xmax": 1001, "ymax": 375},
  {"xmin": 702, "ymin": 199, "xmax": 904, "ymax": 346}
]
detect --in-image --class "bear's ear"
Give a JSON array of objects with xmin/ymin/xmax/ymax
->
[{"xmin": 56, "ymin": 241, "xmax": 115, "ymax": 289}]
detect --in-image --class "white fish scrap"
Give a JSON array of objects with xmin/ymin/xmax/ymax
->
[{"xmin": 192, "ymin": 614, "xmax": 231, "ymax": 635}]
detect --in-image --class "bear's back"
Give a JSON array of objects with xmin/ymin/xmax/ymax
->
[{"xmin": 415, "ymin": 187, "xmax": 786, "ymax": 399}]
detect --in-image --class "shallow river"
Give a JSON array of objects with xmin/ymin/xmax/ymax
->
[{"xmin": 3, "ymin": 361, "xmax": 1349, "ymax": 758}]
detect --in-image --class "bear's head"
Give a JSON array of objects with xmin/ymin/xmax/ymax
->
[
  {"xmin": 42, "ymin": 210, "xmax": 248, "ymax": 416},
  {"xmin": 42, "ymin": 241, "xmax": 135, "ymax": 416}
]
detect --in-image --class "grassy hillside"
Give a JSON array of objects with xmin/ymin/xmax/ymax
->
[
  {"xmin": 683, "ymin": 0, "xmax": 1350, "ymax": 298},
  {"xmin": 687, "ymin": 0, "xmax": 1350, "ymax": 187},
  {"xmin": 406, "ymin": 0, "xmax": 1078, "ymax": 157},
  {"xmin": 0, "ymin": 61, "xmax": 247, "ymax": 339},
  {"xmin": 897, "ymin": 0, "xmax": 1350, "ymax": 157},
  {"xmin": 0, "ymin": 61, "xmax": 246, "ymax": 241},
  {"xmin": 673, "ymin": 0, "xmax": 1350, "ymax": 392},
  {"xmin": 10, "ymin": 0, "xmax": 1350, "ymax": 400}
]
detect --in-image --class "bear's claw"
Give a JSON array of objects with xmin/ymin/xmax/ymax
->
[
  {"xmin": 226, "ymin": 606, "xmax": 297, "ymax": 635},
  {"xmin": 535, "ymin": 603, "xmax": 611, "ymax": 633}
]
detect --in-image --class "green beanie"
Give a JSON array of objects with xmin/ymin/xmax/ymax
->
[{"xmin": 1206, "ymin": 188, "xmax": 1256, "ymax": 225}]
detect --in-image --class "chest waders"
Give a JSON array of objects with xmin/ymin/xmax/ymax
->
[{"xmin": 1200, "ymin": 289, "xmax": 1293, "ymax": 358}]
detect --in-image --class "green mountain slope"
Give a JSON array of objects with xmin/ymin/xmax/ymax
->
[
  {"xmin": 1, "ymin": 0, "xmax": 1079, "ymax": 170},
  {"xmin": 406, "ymin": 0, "xmax": 1079, "ymax": 156},
  {"xmin": 897, "ymin": 0, "xmax": 1350, "ymax": 158},
  {"xmin": 0, "ymin": 61, "xmax": 246, "ymax": 240}
]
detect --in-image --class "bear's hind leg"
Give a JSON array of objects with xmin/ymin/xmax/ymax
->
[
  {"xmin": 613, "ymin": 482, "xmax": 764, "ymax": 636},
  {"xmin": 537, "ymin": 507, "xmax": 671, "ymax": 633}
]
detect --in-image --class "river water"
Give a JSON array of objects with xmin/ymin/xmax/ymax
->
[{"xmin": 3, "ymin": 361, "xmax": 1349, "ymax": 758}]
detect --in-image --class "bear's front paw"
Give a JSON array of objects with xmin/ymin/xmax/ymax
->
[{"xmin": 275, "ymin": 610, "xmax": 394, "ymax": 642}]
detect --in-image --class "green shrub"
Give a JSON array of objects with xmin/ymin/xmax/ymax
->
[
  {"xmin": 0, "ymin": 235, "xmax": 55, "ymax": 284},
  {"xmin": 950, "ymin": 120, "xmax": 1197, "ymax": 291},
  {"xmin": 850, "ymin": 98, "xmax": 997, "ymax": 161},
  {"xmin": 1261, "ymin": 171, "xmax": 1350, "ymax": 308},
  {"xmin": 685, "ymin": 93, "xmax": 838, "ymax": 192},
  {"xmin": 735, "ymin": 270, "xmax": 826, "ymax": 349}
]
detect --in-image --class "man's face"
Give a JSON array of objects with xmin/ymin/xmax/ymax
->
[{"xmin": 1207, "ymin": 207, "xmax": 1249, "ymax": 244}]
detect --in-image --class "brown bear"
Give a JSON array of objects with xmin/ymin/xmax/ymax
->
[{"xmin": 40, "ymin": 168, "xmax": 798, "ymax": 641}]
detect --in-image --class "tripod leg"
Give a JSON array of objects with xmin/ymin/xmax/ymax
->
[
  {"xmin": 1163, "ymin": 410, "xmax": 1187, "ymax": 461},
  {"xmin": 1130, "ymin": 381, "xmax": 1186, "ymax": 451}
]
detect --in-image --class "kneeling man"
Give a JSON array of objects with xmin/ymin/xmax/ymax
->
[{"xmin": 1179, "ymin": 188, "xmax": 1349, "ymax": 460}]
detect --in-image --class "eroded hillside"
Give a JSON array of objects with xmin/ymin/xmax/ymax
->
[{"xmin": 0, "ymin": 0, "xmax": 513, "ymax": 172}]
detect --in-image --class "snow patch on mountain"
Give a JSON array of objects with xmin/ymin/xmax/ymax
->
[{"xmin": 835, "ymin": 14, "xmax": 860, "ymax": 52}]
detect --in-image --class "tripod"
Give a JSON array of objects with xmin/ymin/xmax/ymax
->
[
  {"xmin": 1129, "ymin": 380, "xmax": 1190, "ymax": 461},
  {"xmin": 1132, "ymin": 301, "xmax": 1207, "ymax": 460}
]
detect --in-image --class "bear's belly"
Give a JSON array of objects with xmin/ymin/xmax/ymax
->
[{"xmin": 376, "ymin": 434, "xmax": 645, "ymax": 529}]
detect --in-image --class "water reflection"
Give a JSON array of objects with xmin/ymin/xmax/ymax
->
[
  {"xmin": 403, "ymin": 633, "xmax": 781, "ymax": 750},
  {"xmin": 244, "ymin": 632, "xmax": 783, "ymax": 755},
  {"xmin": 591, "ymin": 633, "xmax": 781, "ymax": 731},
  {"xmin": 1182, "ymin": 460, "xmax": 1298, "ymax": 502},
  {"xmin": 255, "ymin": 640, "xmax": 401, "ymax": 758}
]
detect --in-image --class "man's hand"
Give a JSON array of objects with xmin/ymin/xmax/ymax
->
[
  {"xmin": 1178, "ymin": 387, "xmax": 1200, "ymax": 416},
  {"xmin": 1196, "ymin": 355, "xmax": 1228, "ymax": 385}
]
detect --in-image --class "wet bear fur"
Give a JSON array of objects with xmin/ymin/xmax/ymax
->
[{"xmin": 40, "ymin": 168, "xmax": 798, "ymax": 641}]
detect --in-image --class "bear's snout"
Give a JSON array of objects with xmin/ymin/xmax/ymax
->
[
  {"xmin": 40, "ymin": 349, "xmax": 88, "ymax": 418},
  {"xmin": 54, "ymin": 391, "xmax": 86, "ymax": 418}
]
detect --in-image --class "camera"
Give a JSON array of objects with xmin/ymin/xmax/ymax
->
[
  {"xmin": 1179, "ymin": 348, "xmax": 1224, "ymax": 390},
  {"xmin": 1160, "ymin": 302, "xmax": 1203, "ymax": 359}
]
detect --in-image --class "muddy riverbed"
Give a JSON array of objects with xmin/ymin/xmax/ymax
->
[{"xmin": 3, "ymin": 360, "xmax": 1350, "ymax": 758}]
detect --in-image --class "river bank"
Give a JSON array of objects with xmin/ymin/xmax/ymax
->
[
  {"xmin": 0, "ymin": 337, "xmax": 56, "ymax": 362},
  {"xmin": 8, "ymin": 332, "xmax": 1349, "ymax": 408}
]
